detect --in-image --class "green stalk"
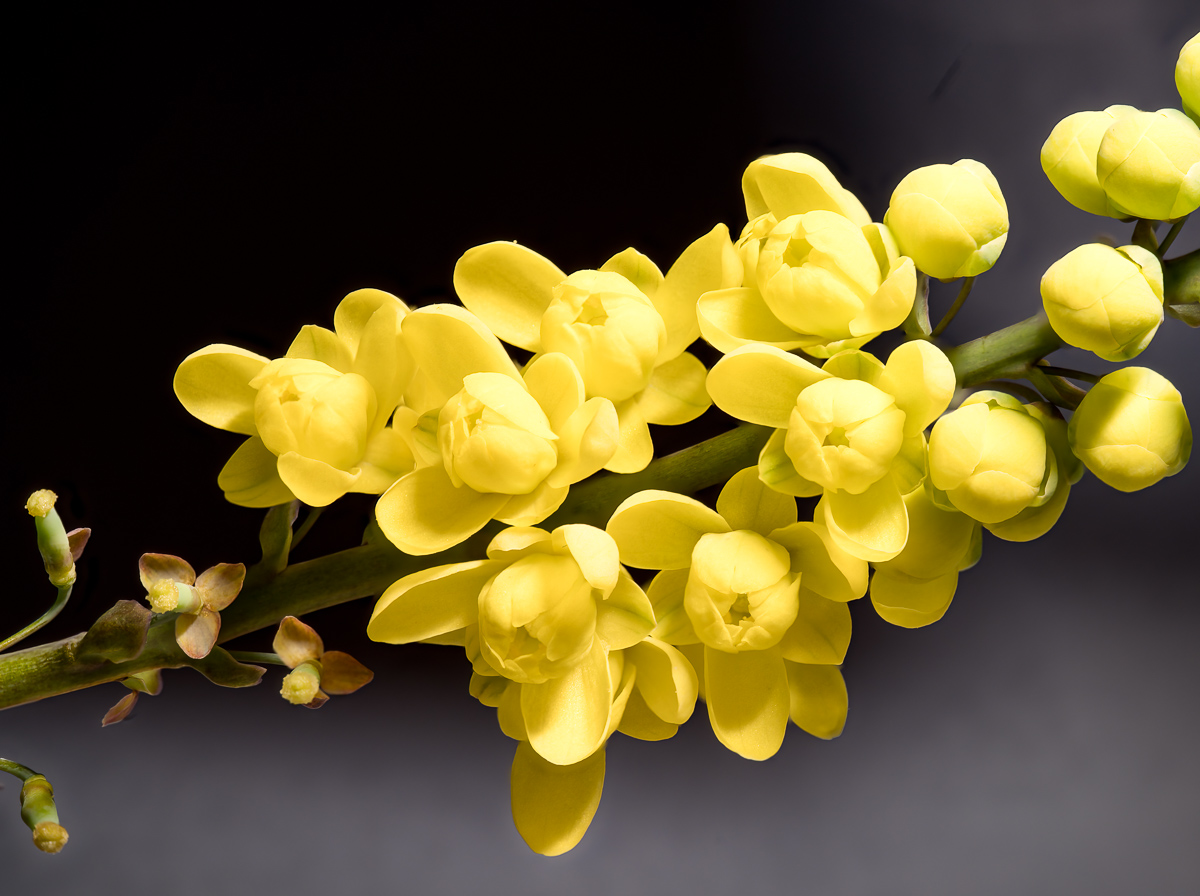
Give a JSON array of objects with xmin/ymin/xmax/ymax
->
[{"xmin": 945, "ymin": 311, "xmax": 1062, "ymax": 386}]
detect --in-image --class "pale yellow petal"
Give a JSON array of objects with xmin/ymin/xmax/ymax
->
[
  {"xmin": 607, "ymin": 491, "xmax": 731, "ymax": 569},
  {"xmin": 880, "ymin": 340, "xmax": 956, "ymax": 437},
  {"xmin": 716, "ymin": 465, "xmax": 798, "ymax": 535},
  {"xmin": 595, "ymin": 567, "xmax": 656, "ymax": 650},
  {"xmin": 655, "ymin": 224, "xmax": 742, "ymax": 360},
  {"xmin": 286, "ymin": 325, "xmax": 353, "ymax": 372},
  {"xmin": 523, "ymin": 352, "xmax": 585, "ymax": 432},
  {"xmin": 870, "ymin": 568, "xmax": 958, "ymax": 628},
  {"xmin": 375, "ymin": 466, "xmax": 509, "ymax": 555},
  {"xmin": 276, "ymin": 452, "xmax": 361, "ymax": 508},
  {"xmin": 646, "ymin": 568, "xmax": 699, "ymax": 644},
  {"xmin": 195, "ymin": 562, "xmax": 245, "ymax": 612},
  {"xmin": 707, "ymin": 344, "xmax": 829, "ymax": 428},
  {"xmin": 553, "ymin": 524, "xmax": 620, "ymax": 593},
  {"xmin": 495, "ymin": 481, "xmax": 570, "ymax": 527},
  {"xmin": 273, "ymin": 616, "xmax": 324, "ymax": 667},
  {"xmin": 785, "ymin": 661, "xmax": 847, "ymax": 739},
  {"xmin": 176, "ymin": 607, "xmax": 221, "ymax": 660},
  {"xmin": 174, "ymin": 344, "xmax": 269, "ymax": 435},
  {"xmin": 521, "ymin": 640, "xmax": 613, "ymax": 766},
  {"xmin": 510, "ymin": 740, "xmax": 605, "ymax": 857},
  {"xmin": 822, "ymin": 479, "xmax": 909, "ymax": 562},
  {"xmin": 758, "ymin": 428, "xmax": 825, "ymax": 497},
  {"xmin": 334, "ymin": 288, "xmax": 409, "ymax": 355},
  {"xmin": 603, "ymin": 399, "xmax": 654, "ymax": 473},
  {"xmin": 368, "ymin": 560, "xmax": 500, "ymax": 643},
  {"xmin": 217, "ymin": 437, "xmax": 296, "ymax": 508},
  {"xmin": 705, "ymin": 646, "xmax": 790, "ymax": 760},
  {"xmin": 697, "ymin": 287, "xmax": 809, "ymax": 354},
  {"xmin": 600, "ymin": 247, "xmax": 664, "ymax": 298},
  {"xmin": 454, "ymin": 241, "xmax": 564, "ymax": 351},
  {"xmin": 486, "ymin": 526, "xmax": 555, "ymax": 561},
  {"xmin": 639, "ymin": 352, "xmax": 712, "ymax": 426},
  {"xmin": 402, "ymin": 304, "xmax": 522, "ymax": 408},
  {"xmin": 768, "ymin": 521, "xmax": 869, "ymax": 602},
  {"xmin": 617, "ymin": 688, "xmax": 679, "ymax": 741},
  {"xmin": 138, "ymin": 553, "xmax": 196, "ymax": 590},
  {"xmin": 628, "ymin": 637, "xmax": 698, "ymax": 725},
  {"xmin": 546, "ymin": 397, "xmax": 620, "ymax": 488},
  {"xmin": 777, "ymin": 588, "xmax": 851, "ymax": 664}
]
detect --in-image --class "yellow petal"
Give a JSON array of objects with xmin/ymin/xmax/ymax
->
[
  {"xmin": 486, "ymin": 526, "xmax": 555, "ymax": 561},
  {"xmin": 334, "ymin": 288, "xmax": 409, "ymax": 353},
  {"xmin": 607, "ymin": 491, "xmax": 731, "ymax": 569},
  {"xmin": 286, "ymin": 325, "xmax": 354, "ymax": 372},
  {"xmin": 495, "ymin": 481, "xmax": 570, "ymax": 527},
  {"xmin": 870, "ymin": 568, "xmax": 957, "ymax": 628},
  {"xmin": 368, "ymin": 560, "xmax": 500, "ymax": 643},
  {"xmin": 654, "ymin": 224, "xmax": 742, "ymax": 360},
  {"xmin": 628, "ymin": 637, "xmax": 698, "ymax": 725},
  {"xmin": 320, "ymin": 650, "xmax": 374, "ymax": 695},
  {"xmin": 716, "ymin": 465, "xmax": 798, "ymax": 535},
  {"xmin": 595, "ymin": 567, "xmax": 656, "ymax": 650},
  {"xmin": 521, "ymin": 639, "xmax": 613, "ymax": 766},
  {"xmin": 768, "ymin": 521, "xmax": 869, "ymax": 602},
  {"xmin": 138, "ymin": 553, "xmax": 197, "ymax": 591},
  {"xmin": 785, "ymin": 661, "xmax": 847, "ymax": 739},
  {"xmin": 552, "ymin": 524, "xmax": 620, "ymax": 593},
  {"xmin": 617, "ymin": 688, "xmax": 679, "ymax": 741},
  {"xmin": 985, "ymin": 476, "xmax": 1071, "ymax": 542},
  {"xmin": 510, "ymin": 740, "xmax": 605, "ymax": 857},
  {"xmin": 195, "ymin": 562, "xmax": 245, "ymax": 612},
  {"xmin": 174, "ymin": 344, "xmax": 269, "ymax": 435},
  {"xmin": 758, "ymin": 428, "xmax": 825, "ymax": 497},
  {"xmin": 454, "ymin": 241, "xmax": 564, "ymax": 352},
  {"xmin": 176, "ymin": 607, "xmax": 221, "ymax": 660},
  {"xmin": 523, "ymin": 352, "xmax": 585, "ymax": 432},
  {"xmin": 273, "ymin": 616, "xmax": 324, "ymax": 667},
  {"xmin": 690, "ymin": 530, "xmax": 791, "ymax": 595},
  {"xmin": 276, "ymin": 452, "xmax": 361, "ymax": 507},
  {"xmin": 217, "ymin": 437, "xmax": 296, "ymax": 508},
  {"xmin": 743, "ymin": 153, "xmax": 872, "ymax": 226},
  {"xmin": 777, "ymin": 588, "xmax": 851, "ymax": 664},
  {"xmin": 401, "ymin": 304, "xmax": 522, "ymax": 408},
  {"xmin": 697, "ymin": 286, "xmax": 808, "ymax": 354},
  {"xmin": 498, "ymin": 681, "xmax": 527, "ymax": 739},
  {"xmin": 603, "ymin": 399, "xmax": 654, "ymax": 473},
  {"xmin": 822, "ymin": 479, "xmax": 908, "ymax": 562},
  {"xmin": 705, "ymin": 646, "xmax": 789, "ymax": 760},
  {"xmin": 880, "ymin": 340, "xmax": 956, "ymax": 437},
  {"xmin": 547, "ymin": 397, "xmax": 620, "ymax": 488},
  {"xmin": 707, "ymin": 344, "xmax": 829, "ymax": 428},
  {"xmin": 639, "ymin": 351, "xmax": 712, "ymax": 426},
  {"xmin": 646, "ymin": 568, "xmax": 699, "ymax": 644},
  {"xmin": 600, "ymin": 247, "xmax": 664, "ymax": 298},
  {"xmin": 350, "ymin": 299, "xmax": 412, "ymax": 424},
  {"xmin": 375, "ymin": 466, "xmax": 509, "ymax": 555}
]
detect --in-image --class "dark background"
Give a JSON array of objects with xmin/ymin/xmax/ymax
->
[{"xmin": 4, "ymin": 2, "xmax": 1199, "ymax": 893}]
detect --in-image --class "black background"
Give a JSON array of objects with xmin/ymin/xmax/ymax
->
[{"xmin": 5, "ymin": 2, "xmax": 1200, "ymax": 893}]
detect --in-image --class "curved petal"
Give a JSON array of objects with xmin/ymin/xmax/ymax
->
[
  {"xmin": 173, "ymin": 344, "xmax": 269, "ymax": 435},
  {"xmin": 334, "ymin": 288, "xmax": 409, "ymax": 353},
  {"xmin": 454, "ymin": 242, "xmax": 564, "ymax": 352},
  {"xmin": 176, "ymin": 607, "xmax": 221, "ymax": 660},
  {"xmin": 655, "ymin": 223, "xmax": 742, "ymax": 360},
  {"xmin": 628, "ymin": 637, "xmax": 698, "ymax": 725},
  {"xmin": 758, "ymin": 428, "xmax": 825, "ymax": 497},
  {"xmin": 646, "ymin": 568, "xmax": 699, "ymax": 644},
  {"xmin": 138, "ymin": 553, "xmax": 197, "ymax": 592},
  {"xmin": 402, "ymin": 305, "xmax": 522, "ymax": 408},
  {"xmin": 495, "ymin": 481, "xmax": 569, "ymax": 527},
  {"xmin": 276, "ymin": 452, "xmax": 361, "ymax": 508},
  {"xmin": 547, "ymin": 397, "xmax": 620, "ymax": 488},
  {"xmin": 368, "ymin": 560, "xmax": 501, "ymax": 643},
  {"xmin": 595, "ymin": 567, "xmax": 656, "ymax": 650},
  {"xmin": 707, "ymin": 344, "xmax": 829, "ymax": 428},
  {"xmin": 273, "ymin": 616, "xmax": 324, "ymax": 667},
  {"xmin": 768, "ymin": 521, "xmax": 869, "ymax": 602},
  {"xmin": 600, "ymin": 247, "xmax": 664, "ymax": 298},
  {"xmin": 607, "ymin": 491, "xmax": 731, "ymax": 569},
  {"xmin": 320, "ymin": 650, "xmax": 375, "ymax": 695},
  {"xmin": 523, "ymin": 352, "xmax": 585, "ymax": 432},
  {"xmin": 510, "ymin": 740, "xmax": 606, "ymax": 857},
  {"xmin": 777, "ymin": 588, "xmax": 851, "ymax": 664},
  {"xmin": 521, "ymin": 640, "xmax": 613, "ymax": 766},
  {"xmin": 716, "ymin": 465, "xmax": 798, "ymax": 535},
  {"xmin": 985, "ymin": 478, "xmax": 1071, "ymax": 543},
  {"xmin": 553, "ymin": 524, "xmax": 620, "ymax": 593},
  {"xmin": 880, "ymin": 340, "xmax": 956, "ymax": 437},
  {"xmin": 705, "ymin": 646, "xmax": 790, "ymax": 761},
  {"xmin": 498, "ymin": 681, "xmax": 527, "ymax": 740},
  {"xmin": 195, "ymin": 562, "xmax": 245, "ymax": 612},
  {"xmin": 617, "ymin": 688, "xmax": 679, "ymax": 741},
  {"xmin": 286, "ymin": 325, "xmax": 354, "ymax": 372},
  {"xmin": 822, "ymin": 479, "xmax": 908, "ymax": 563},
  {"xmin": 870, "ymin": 568, "xmax": 957, "ymax": 628},
  {"xmin": 785, "ymin": 661, "xmax": 848, "ymax": 739},
  {"xmin": 375, "ymin": 466, "xmax": 509, "ymax": 555},
  {"xmin": 850, "ymin": 257, "xmax": 916, "ymax": 337},
  {"xmin": 742, "ymin": 153, "xmax": 871, "ymax": 226},
  {"xmin": 486, "ymin": 527, "xmax": 555, "ymax": 562},
  {"xmin": 218, "ymin": 437, "xmax": 296, "ymax": 508},
  {"xmin": 639, "ymin": 351, "xmax": 712, "ymax": 426},
  {"xmin": 697, "ymin": 286, "xmax": 809, "ymax": 354},
  {"xmin": 603, "ymin": 399, "xmax": 654, "ymax": 474},
  {"xmin": 351, "ymin": 300, "xmax": 412, "ymax": 424}
]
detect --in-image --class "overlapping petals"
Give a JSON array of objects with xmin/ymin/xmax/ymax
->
[
  {"xmin": 139, "ymin": 553, "xmax": 245, "ymax": 659},
  {"xmin": 272, "ymin": 616, "xmax": 373, "ymax": 708}
]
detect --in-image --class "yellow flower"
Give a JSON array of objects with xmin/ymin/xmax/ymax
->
[
  {"xmin": 1179, "ymin": 33, "xmax": 1200, "ymax": 123},
  {"xmin": 708, "ymin": 340, "xmax": 956, "ymax": 561},
  {"xmin": 452, "ymin": 226, "xmax": 740, "ymax": 473},
  {"xmin": 606, "ymin": 468, "xmax": 868, "ymax": 760},
  {"xmin": 928, "ymin": 392, "xmax": 1057, "ymax": 525},
  {"xmin": 272, "ymin": 616, "xmax": 373, "ymax": 708},
  {"xmin": 375, "ymin": 308, "xmax": 620, "ymax": 554},
  {"xmin": 1068, "ymin": 368, "xmax": 1192, "ymax": 492},
  {"xmin": 174, "ymin": 289, "xmax": 416, "ymax": 507},
  {"xmin": 1040, "ymin": 106, "xmax": 1139, "ymax": 218},
  {"xmin": 884, "ymin": 159, "xmax": 1009, "ymax": 280},
  {"xmin": 1040, "ymin": 243, "xmax": 1164, "ymax": 362},
  {"xmin": 139, "ymin": 553, "xmax": 245, "ymax": 659},
  {"xmin": 741, "ymin": 152, "xmax": 872, "ymax": 225},
  {"xmin": 1096, "ymin": 108, "xmax": 1200, "ymax": 221}
]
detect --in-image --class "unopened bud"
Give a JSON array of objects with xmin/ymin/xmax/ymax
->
[
  {"xmin": 19, "ymin": 775, "xmax": 68, "ymax": 854},
  {"xmin": 26, "ymin": 490, "xmax": 76, "ymax": 587}
]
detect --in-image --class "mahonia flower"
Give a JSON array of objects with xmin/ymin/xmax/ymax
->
[
  {"xmin": 1041, "ymin": 243, "xmax": 1164, "ymax": 362},
  {"xmin": 708, "ymin": 340, "xmax": 955, "ymax": 562},
  {"xmin": 927, "ymin": 391, "xmax": 1058, "ymax": 526},
  {"xmin": 1096, "ymin": 108, "xmax": 1200, "ymax": 221},
  {"xmin": 1041, "ymin": 106, "xmax": 1140, "ymax": 218},
  {"xmin": 884, "ymin": 160, "xmax": 1009, "ymax": 280},
  {"xmin": 375, "ymin": 306, "xmax": 619, "ymax": 554},
  {"xmin": 452, "ymin": 226, "xmax": 740, "ymax": 473},
  {"xmin": 139, "ymin": 553, "xmax": 245, "ymax": 659},
  {"xmin": 1068, "ymin": 368, "xmax": 1193, "ymax": 492},
  {"xmin": 174, "ymin": 289, "xmax": 416, "ymax": 507},
  {"xmin": 698, "ymin": 153, "xmax": 916, "ymax": 359},
  {"xmin": 368, "ymin": 523, "xmax": 681, "ymax": 854},
  {"xmin": 1179, "ymin": 33, "xmax": 1199, "ymax": 123},
  {"xmin": 606, "ymin": 468, "xmax": 868, "ymax": 760},
  {"xmin": 272, "ymin": 616, "xmax": 373, "ymax": 708}
]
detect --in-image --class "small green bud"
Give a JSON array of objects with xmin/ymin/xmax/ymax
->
[{"xmin": 26, "ymin": 490, "xmax": 76, "ymax": 587}]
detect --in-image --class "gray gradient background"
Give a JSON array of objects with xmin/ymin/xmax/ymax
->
[{"xmin": 4, "ymin": 2, "xmax": 1199, "ymax": 893}]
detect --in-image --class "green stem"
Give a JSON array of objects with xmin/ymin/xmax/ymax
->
[
  {"xmin": 1036, "ymin": 365, "xmax": 1102, "ymax": 385},
  {"xmin": 1024, "ymin": 366, "xmax": 1083, "ymax": 410},
  {"xmin": 1158, "ymin": 216, "xmax": 1187, "ymax": 258},
  {"xmin": 227, "ymin": 651, "xmax": 287, "ymax": 666},
  {"xmin": 903, "ymin": 272, "xmax": 931, "ymax": 339},
  {"xmin": 1132, "ymin": 218, "xmax": 1159, "ymax": 252},
  {"xmin": 931, "ymin": 277, "xmax": 975, "ymax": 338},
  {"xmin": 966, "ymin": 380, "xmax": 1044, "ymax": 404},
  {"xmin": 290, "ymin": 506, "xmax": 324, "ymax": 552},
  {"xmin": 0, "ymin": 585, "xmax": 72, "ymax": 654},
  {"xmin": 945, "ymin": 311, "xmax": 1063, "ymax": 387},
  {"xmin": 0, "ymin": 758, "xmax": 39, "ymax": 781}
]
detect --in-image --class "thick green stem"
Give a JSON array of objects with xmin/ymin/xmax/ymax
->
[{"xmin": 945, "ymin": 311, "xmax": 1063, "ymax": 386}]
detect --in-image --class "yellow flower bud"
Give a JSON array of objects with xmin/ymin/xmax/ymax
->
[
  {"xmin": 1096, "ymin": 109, "xmax": 1200, "ymax": 220},
  {"xmin": 1040, "ymin": 106, "xmax": 1139, "ymax": 217},
  {"xmin": 1179, "ymin": 34, "xmax": 1200, "ymax": 123},
  {"xmin": 438, "ymin": 372, "xmax": 559, "ymax": 495},
  {"xmin": 540, "ymin": 270, "xmax": 667, "ymax": 403},
  {"xmin": 884, "ymin": 159, "xmax": 1009, "ymax": 280},
  {"xmin": 928, "ymin": 393, "xmax": 1053, "ymax": 524},
  {"xmin": 1040, "ymin": 243, "xmax": 1164, "ymax": 361},
  {"xmin": 1068, "ymin": 368, "xmax": 1192, "ymax": 492}
]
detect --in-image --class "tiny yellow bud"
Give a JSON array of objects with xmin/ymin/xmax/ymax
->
[
  {"xmin": 146, "ymin": 580, "xmax": 179, "ymax": 613},
  {"xmin": 1040, "ymin": 106, "xmax": 1138, "ymax": 218},
  {"xmin": 32, "ymin": 821, "xmax": 69, "ymax": 854},
  {"xmin": 25, "ymin": 489, "xmax": 57, "ymax": 518},
  {"xmin": 281, "ymin": 663, "xmax": 322, "ymax": 705}
]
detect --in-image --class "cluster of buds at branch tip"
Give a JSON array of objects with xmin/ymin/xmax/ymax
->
[
  {"xmin": 273, "ymin": 616, "xmax": 373, "ymax": 708},
  {"xmin": 139, "ymin": 554, "xmax": 245, "ymax": 659},
  {"xmin": 25, "ymin": 489, "xmax": 90, "ymax": 588}
]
